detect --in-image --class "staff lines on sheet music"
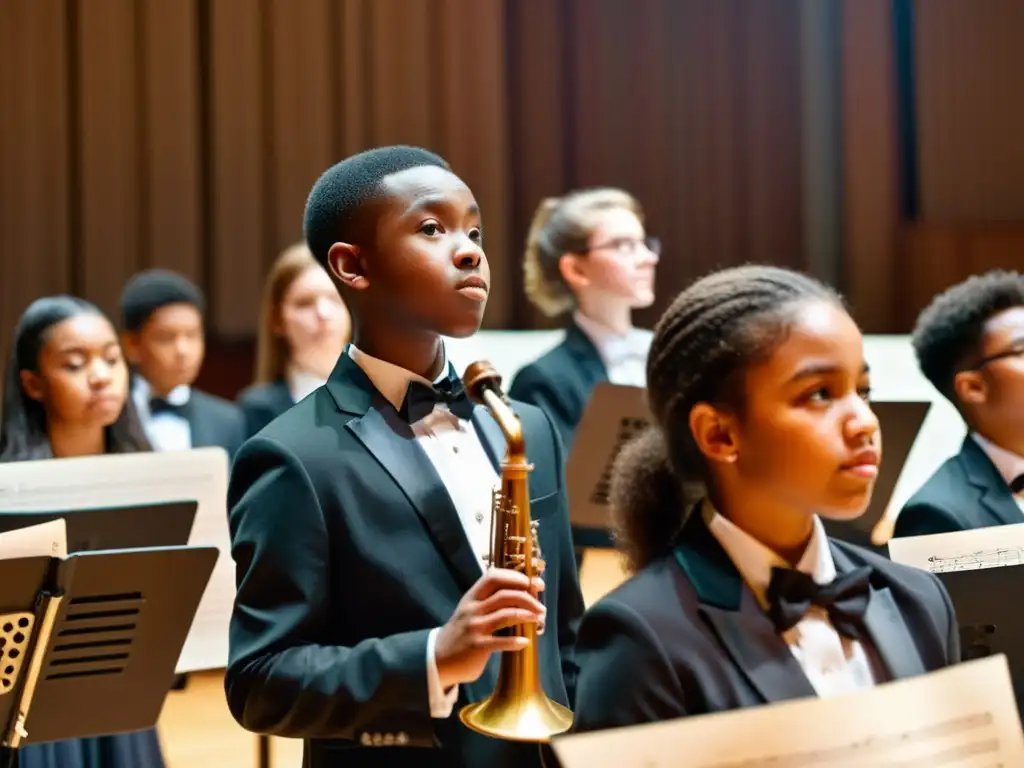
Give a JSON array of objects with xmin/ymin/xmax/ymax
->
[
  {"xmin": 705, "ymin": 712, "xmax": 996, "ymax": 767},
  {"xmin": 926, "ymin": 548, "xmax": 1024, "ymax": 573}
]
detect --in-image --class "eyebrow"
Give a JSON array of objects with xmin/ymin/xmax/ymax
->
[
  {"xmin": 404, "ymin": 196, "xmax": 479, "ymax": 218},
  {"xmin": 787, "ymin": 362, "xmax": 870, "ymax": 383},
  {"xmin": 56, "ymin": 341, "xmax": 119, "ymax": 355}
]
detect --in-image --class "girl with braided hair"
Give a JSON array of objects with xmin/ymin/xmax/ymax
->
[{"xmin": 570, "ymin": 265, "xmax": 960, "ymax": 732}]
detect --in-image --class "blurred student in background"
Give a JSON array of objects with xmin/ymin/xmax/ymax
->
[
  {"xmin": 0, "ymin": 295, "xmax": 164, "ymax": 768},
  {"xmin": 119, "ymin": 269, "xmax": 246, "ymax": 458},
  {"xmin": 509, "ymin": 188, "xmax": 660, "ymax": 452},
  {"xmin": 236, "ymin": 242, "xmax": 350, "ymax": 437}
]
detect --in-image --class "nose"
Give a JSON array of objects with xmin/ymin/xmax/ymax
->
[
  {"xmin": 845, "ymin": 395, "xmax": 879, "ymax": 445},
  {"xmin": 88, "ymin": 360, "xmax": 112, "ymax": 389},
  {"xmin": 452, "ymin": 234, "xmax": 482, "ymax": 270},
  {"xmin": 639, "ymin": 241, "xmax": 660, "ymax": 266},
  {"xmin": 315, "ymin": 297, "xmax": 333, "ymax": 319}
]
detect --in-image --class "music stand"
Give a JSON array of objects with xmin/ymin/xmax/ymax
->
[
  {"xmin": 820, "ymin": 401, "xmax": 931, "ymax": 554},
  {"xmin": 0, "ymin": 501, "xmax": 198, "ymax": 553},
  {"xmin": 565, "ymin": 384, "xmax": 650, "ymax": 551},
  {"xmin": 0, "ymin": 544, "xmax": 216, "ymax": 759}
]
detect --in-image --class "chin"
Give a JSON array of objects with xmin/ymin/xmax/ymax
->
[
  {"xmin": 819, "ymin": 493, "xmax": 874, "ymax": 522},
  {"xmin": 438, "ymin": 312, "xmax": 485, "ymax": 339}
]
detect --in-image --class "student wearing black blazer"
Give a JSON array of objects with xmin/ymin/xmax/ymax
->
[
  {"xmin": 893, "ymin": 270, "xmax": 1024, "ymax": 538},
  {"xmin": 571, "ymin": 266, "xmax": 960, "ymax": 733},
  {"xmin": 237, "ymin": 242, "xmax": 351, "ymax": 437}
]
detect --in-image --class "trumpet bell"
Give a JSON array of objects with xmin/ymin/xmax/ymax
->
[{"xmin": 459, "ymin": 688, "xmax": 573, "ymax": 743}]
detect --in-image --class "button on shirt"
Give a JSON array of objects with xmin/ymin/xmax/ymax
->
[
  {"xmin": 347, "ymin": 345, "xmax": 499, "ymax": 718},
  {"xmin": 573, "ymin": 310, "xmax": 652, "ymax": 387},
  {"xmin": 703, "ymin": 501, "xmax": 877, "ymax": 698},
  {"xmin": 132, "ymin": 377, "xmax": 192, "ymax": 452},
  {"xmin": 972, "ymin": 433, "xmax": 1024, "ymax": 514}
]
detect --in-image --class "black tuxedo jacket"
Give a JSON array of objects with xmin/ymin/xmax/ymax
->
[
  {"xmin": 570, "ymin": 512, "xmax": 960, "ymax": 733},
  {"xmin": 225, "ymin": 354, "xmax": 584, "ymax": 768},
  {"xmin": 236, "ymin": 379, "xmax": 294, "ymax": 438},
  {"xmin": 894, "ymin": 437, "xmax": 1021, "ymax": 537},
  {"xmin": 182, "ymin": 389, "xmax": 246, "ymax": 459},
  {"xmin": 508, "ymin": 324, "xmax": 607, "ymax": 455}
]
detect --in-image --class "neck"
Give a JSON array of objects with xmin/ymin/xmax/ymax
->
[
  {"xmin": 352, "ymin": 326, "xmax": 446, "ymax": 381},
  {"xmin": 48, "ymin": 420, "xmax": 106, "ymax": 459},
  {"xmin": 290, "ymin": 346, "xmax": 341, "ymax": 381},
  {"xmin": 974, "ymin": 424, "xmax": 1024, "ymax": 459},
  {"xmin": 575, "ymin": 293, "xmax": 633, "ymax": 336},
  {"xmin": 711, "ymin": 489, "xmax": 815, "ymax": 567}
]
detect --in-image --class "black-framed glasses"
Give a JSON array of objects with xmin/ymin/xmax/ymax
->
[
  {"xmin": 965, "ymin": 342, "xmax": 1024, "ymax": 371},
  {"xmin": 585, "ymin": 236, "xmax": 661, "ymax": 258}
]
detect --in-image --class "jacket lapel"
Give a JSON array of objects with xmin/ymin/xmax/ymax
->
[
  {"xmin": 182, "ymin": 396, "xmax": 212, "ymax": 448},
  {"xmin": 326, "ymin": 354, "xmax": 483, "ymax": 592},
  {"xmin": 960, "ymin": 438, "xmax": 1022, "ymax": 527},
  {"xmin": 564, "ymin": 323, "xmax": 609, "ymax": 384},
  {"xmin": 471, "ymin": 407, "xmax": 506, "ymax": 474},
  {"xmin": 830, "ymin": 543, "xmax": 926, "ymax": 681},
  {"xmin": 674, "ymin": 513, "xmax": 817, "ymax": 704}
]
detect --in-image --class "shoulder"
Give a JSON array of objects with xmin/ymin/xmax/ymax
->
[
  {"xmin": 907, "ymin": 452, "xmax": 969, "ymax": 506},
  {"xmin": 509, "ymin": 343, "xmax": 575, "ymax": 393},
  {"xmin": 191, "ymin": 388, "xmax": 243, "ymax": 418},
  {"xmin": 237, "ymin": 381, "xmax": 289, "ymax": 409},
  {"xmin": 583, "ymin": 558, "xmax": 691, "ymax": 633}
]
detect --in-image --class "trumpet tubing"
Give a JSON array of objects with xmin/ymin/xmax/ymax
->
[{"xmin": 458, "ymin": 361, "xmax": 573, "ymax": 743}]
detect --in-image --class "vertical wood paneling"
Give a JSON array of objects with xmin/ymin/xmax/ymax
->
[
  {"xmin": 436, "ymin": 0, "xmax": 512, "ymax": 329},
  {"xmin": 267, "ymin": 0, "xmax": 334, "ymax": 254},
  {"xmin": 335, "ymin": 0, "xmax": 371, "ymax": 158},
  {"xmin": 841, "ymin": 0, "xmax": 899, "ymax": 332},
  {"xmin": 209, "ymin": 0, "xmax": 266, "ymax": 337},
  {"xmin": 0, "ymin": 0, "xmax": 71, "ymax": 349},
  {"xmin": 77, "ymin": 0, "xmax": 142, "ymax": 319},
  {"xmin": 368, "ymin": 0, "xmax": 436, "ymax": 148},
  {"xmin": 141, "ymin": 0, "xmax": 202, "ymax": 280}
]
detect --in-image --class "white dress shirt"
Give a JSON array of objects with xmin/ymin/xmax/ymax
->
[
  {"xmin": 572, "ymin": 310, "xmax": 652, "ymax": 387},
  {"xmin": 348, "ymin": 344, "xmax": 499, "ymax": 718},
  {"xmin": 285, "ymin": 366, "xmax": 326, "ymax": 404},
  {"xmin": 132, "ymin": 377, "xmax": 192, "ymax": 452},
  {"xmin": 703, "ymin": 501, "xmax": 877, "ymax": 698},
  {"xmin": 972, "ymin": 433, "xmax": 1024, "ymax": 513}
]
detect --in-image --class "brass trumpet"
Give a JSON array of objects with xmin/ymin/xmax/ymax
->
[{"xmin": 458, "ymin": 361, "xmax": 574, "ymax": 742}]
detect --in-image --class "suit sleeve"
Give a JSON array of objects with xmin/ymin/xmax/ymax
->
[
  {"xmin": 893, "ymin": 501, "xmax": 965, "ymax": 538},
  {"xmin": 571, "ymin": 599, "xmax": 686, "ymax": 732},
  {"xmin": 541, "ymin": 406, "xmax": 585, "ymax": 706},
  {"xmin": 225, "ymin": 435, "xmax": 436, "ymax": 744}
]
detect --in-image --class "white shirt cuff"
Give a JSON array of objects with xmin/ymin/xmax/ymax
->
[{"xmin": 426, "ymin": 627, "xmax": 459, "ymax": 718}]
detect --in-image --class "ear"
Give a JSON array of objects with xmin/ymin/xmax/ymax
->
[
  {"xmin": 19, "ymin": 370, "xmax": 45, "ymax": 403},
  {"xmin": 327, "ymin": 243, "xmax": 368, "ymax": 291},
  {"xmin": 953, "ymin": 369, "xmax": 987, "ymax": 408},
  {"xmin": 688, "ymin": 402, "xmax": 740, "ymax": 466},
  {"xmin": 120, "ymin": 332, "xmax": 140, "ymax": 364},
  {"xmin": 557, "ymin": 253, "xmax": 591, "ymax": 292}
]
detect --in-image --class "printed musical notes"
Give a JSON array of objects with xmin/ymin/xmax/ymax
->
[
  {"xmin": 551, "ymin": 656, "xmax": 1024, "ymax": 767},
  {"xmin": 888, "ymin": 522, "xmax": 1024, "ymax": 575},
  {"xmin": 927, "ymin": 548, "xmax": 1024, "ymax": 573}
]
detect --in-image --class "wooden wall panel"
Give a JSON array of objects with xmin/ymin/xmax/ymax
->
[
  {"xmin": 267, "ymin": 0, "xmax": 335, "ymax": 253},
  {"xmin": 77, "ymin": 0, "xmax": 142, "ymax": 318},
  {"xmin": 141, "ymin": 0, "xmax": 202, "ymax": 281},
  {"xmin": 208, "ymin": 0, "xmax": 266, "ymax": 337},
  {"xmin": 0, "ymin": 0, "xmax": 71, "ymax": 348}
]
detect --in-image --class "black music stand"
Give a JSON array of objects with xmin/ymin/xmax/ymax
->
[
  {"xmin": 0, "ymin": 500, "xmax": 198, "ymax": 553},
  {"xmin": 565, "ymin": 383, "xmax": 651, "ymax": 553},
  {"xmin": 0, "ymin": 544, "xmax": 216, "ymax": 764},
  {"xmin": 819, "ymin": 401, "xmax": 931, "ymax": 555}
]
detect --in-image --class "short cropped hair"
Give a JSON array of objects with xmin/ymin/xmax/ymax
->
[
  {"xmin": 303, "ymin": 146, "xmax": 451, "ymax": 268},
  {"xmin": 120, "ymin": 269, "xmax": 205, "ymax": 333},
  {"xmin": 911, "ymin": 270, "xmax": 1024, "ymax": 401}
]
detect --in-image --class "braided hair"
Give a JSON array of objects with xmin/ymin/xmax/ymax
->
[{"xmin": 610, "ymin": 265, "xmax": 841, "ymax": 571}]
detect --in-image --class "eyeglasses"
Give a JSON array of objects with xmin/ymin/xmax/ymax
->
[
  {"xmin": 965, "ymin": 342, "xmax": 1024, "ymax": 371},
  {"xmin": 585, "ymin": 236, "xmax": 661, "ymax": 258}
]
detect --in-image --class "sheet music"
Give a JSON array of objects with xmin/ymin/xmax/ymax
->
[
  {"xmin": 0, "ymin": 449, "xmax": 230, "ymax": 672},
  {"xmin": 0, "ymin": 518, "xmax": 67, "ymax": 560},
  {"xmin": 887, "ymin": 523, "xmax": 1024, "ymax": 574},
  {"xmin": 552, "ymin": 655, "xmax": 1024, "ymax": 767}
]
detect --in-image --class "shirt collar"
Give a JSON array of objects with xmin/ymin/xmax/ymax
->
[
  {"xmin": 347, "ymin": 344, "xmax": 450, "ymax": 411},
  {"xmin": 702, "ymin": 499, "xmax": 836, "ymax": 609},
  {"xmin": 132, "ymin": 376, "xmax": 191, "ymax": 409},
  {"xmin": 286, "ymin": 365, "xmax": 327, "ymax": 403},
  {"xmin": 972, "ymin": 432, "xmax": 1024, "ymax": 489},
  {"xmin": 572, "ymin": 310, "xmax": 651, "ymax": 368}
]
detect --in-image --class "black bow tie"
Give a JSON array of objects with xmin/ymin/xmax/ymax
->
[
  {"xmin": 399, "ymin": 372, "xmax": 474, "ymax": 423},
  {"xmin": 149, "ymin": 397, "xmax": 186, "ymax": 416},
  {"xmin": 1011, "ymin": 474, "xmax": 1024, "ymax": 494},
  {"xmin": 766, "ymin": 565, "xmax": 873, "ymax": 640}
]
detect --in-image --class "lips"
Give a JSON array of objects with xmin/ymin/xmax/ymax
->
[
  {"xmin": 455, "ymin": 276, "xmax": 489, "ymax": 302},
  {"xmin": 841, "ymin": 447, "xmax": 880, "ymax": 478}
]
